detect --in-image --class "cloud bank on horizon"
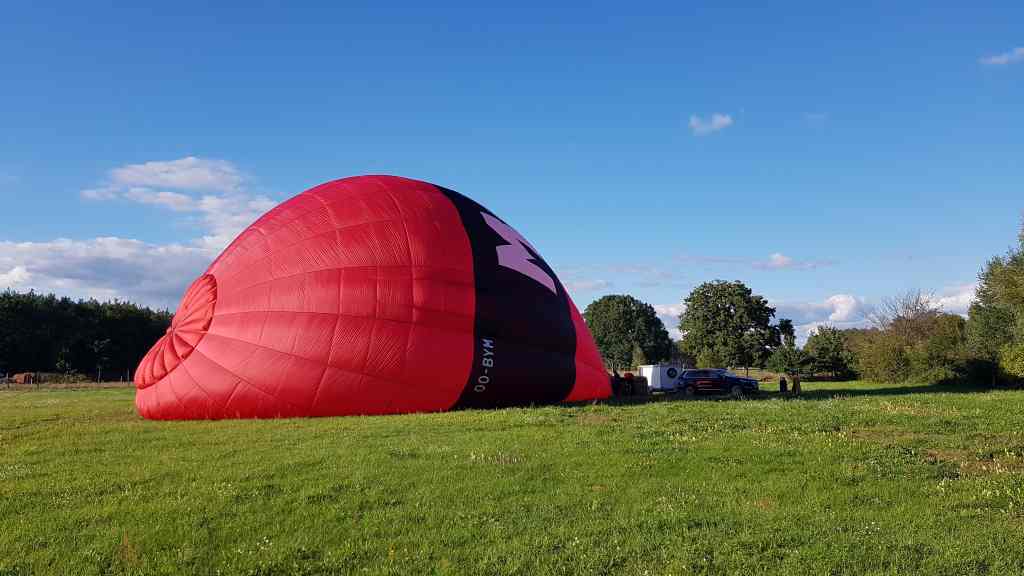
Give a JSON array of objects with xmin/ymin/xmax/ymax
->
[
  {"xmin": 1, "ymin": 157, "xmax": 274, "ymax": 309},
  {"xmin": 649, "ymin": 284, "xmax": 977, "ymax": 346},
  {"xmin": 0, "ymin": 156, "xmax": 979, "ymax": 338}
]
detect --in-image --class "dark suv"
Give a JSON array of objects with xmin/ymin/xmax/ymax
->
[{"xmin": 678, "ymin": 369, "xmax": 759, "ymax": 397}]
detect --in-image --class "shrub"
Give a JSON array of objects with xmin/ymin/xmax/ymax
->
[
  {"xmin": 804, "ymin": 326, "xmax": 856, "ymax": 379},
  {"xmin": 999, "ymin": 342, "xmax": 1024, "ymax": 381},
  {"xmin": 856, "ymin": 332, "xmax": 911, "ymax": 382}
]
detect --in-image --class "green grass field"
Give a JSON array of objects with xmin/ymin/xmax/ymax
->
[{"xmin": 3, "ymin": 381, "xmax": 1024, "ymax": 575}]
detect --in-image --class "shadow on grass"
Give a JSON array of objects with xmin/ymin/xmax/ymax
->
[
  {"xmin": 591, "ymin": 380, "xmax": 995, "ymax": 407},
  {"xmin": 792, "ymin": 381, "xmax": 992, "ymax": 401}
]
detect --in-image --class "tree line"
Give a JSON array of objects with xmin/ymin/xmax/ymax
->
[
  {"xmin": 803, "ymin": 224, "xmax": 1024, "ymax": 386},
  {"xmin": 0, "ymin": 290, "xmax": 171, "ymax": 380},
  {"xmin": 583, "ymin": 283, "xmax": 798, "ymax": 375},
  {"xmin": 5, "ymin": 222, "xmax": 1023, "ymax": 387},
  {"xmin": 583, "ymin": 223, "xmax": 1024, "ymax": 387}
]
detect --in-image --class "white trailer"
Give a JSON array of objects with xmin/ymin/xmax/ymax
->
[{"xmin": 636, "ymin": 364, "xmax": 684, "ymax": 392}]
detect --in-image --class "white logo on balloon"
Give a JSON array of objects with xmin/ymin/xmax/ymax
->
[{"xmin": 481, "ymin": 212, "xmax": 557, "ymax": 294}]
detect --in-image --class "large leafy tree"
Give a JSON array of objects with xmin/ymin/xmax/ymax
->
[
  {"xmin": 804, "ymin": 326, "xmax": 855, "ymax": 379},
  {"xmin": 777, "ymin": 319, "xmax": 796, "ymax": 348},
  {"xmin": 739, "ymin": 327, "xmax": 777, "ymax": 375},
  {"xmin": 583, "ymin": 295, "xmax": 674, "ymax": 370},
  {"xmin": 696, "ymin": 347, "xmax": 728, "ymax": 369},
  {"xmin": 966, "ymin": 225, "xmax": 1024, "ymax": 383},
  {"xmin": 678, "ymin": 280, "xmax": 777, "ymax": 371},
  {"xmin": 767, "ymin": 343, "xmax": 807, "ymax": 376}
]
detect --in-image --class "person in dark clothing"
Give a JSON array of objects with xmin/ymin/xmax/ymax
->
[
  {"xmin": 778, "ymin": 375, "xmax": 788, "ymax": 395},
  {"xmin": 610, "ymin": 370, "xmax": 623, "ymax": 396}
]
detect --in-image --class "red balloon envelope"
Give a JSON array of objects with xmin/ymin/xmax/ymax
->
[{"xmin": 135, "ymin": 175, "xmax": 609, "ymax": 419}]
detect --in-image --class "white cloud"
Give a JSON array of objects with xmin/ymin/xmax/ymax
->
[
  {"xmin": 80, "ymin": 187, "xmax": 119, "ymax": 201},
  {"xmin": 979, "ymin": 47, "xmax": 1024, "ymax": 66},
  {"xmin": 80, "ymin": 157, "xmax": 276, "ymax": 253},
  {"xmin": 689, "ymin": 113, "xmax": 733, "ymax": 136},
  {"xmin": 194, "ymin": 194, "xmax": 277, "ymax": 251},
  {"xmin": 8, "ymin": 157, "xmax": 281, "ymax": 309},
  {"xmin": 675, "ymin": 253, "xmax": 834, "ymax": 270},
  {"xmin": 559, "ymin": 262, "xmax": 688, "ymax": 299},
  {"xmin": 0, "ymin": 265, "xmax": 32, "ymax": 286},
  {"xmin": 822, "ymin": 294, "xmax": 864, "ymax": 322},
  {"xmin": 605, "ymin": 264, "xmax": 684, "ymax": 287},
  {"xmin": 123, "ymin": 188, "xmax": 196, "ymax": 212},
  {"xmin": 765, "ymin": 253, "xmax": 793, "ymax": 268},
  {"xmin": 653, "ymin": 303, "xmax": 685, "ymax": 339},
  {"xmin": 0, "ymin": 238, "xmax": 210, "ymax": 309},
  {"xmin": 745, "ymin": 253, "xmax": 834, "ymax": 270},
  {"xmin": 773, "ymin": 294, "xmax": 870, "ymax": 345},
  {"xmin": 563, "ymin": 279, "xmax": 612, "ymax": 294},
  {"xmin": 110, "ymin": 156, "xmax": 244, "ymax": 192},
  {"xmin": 773, "ymin": 293, "xmax": 868, "ymax": 325},
  {"xmin": 653, "ymin": 303, "xmax": 686, "ymax": 318},
  {"xmin": 771, "ymin": 285, "xmax": 976, "ymax": 345},
  {"xmin": 927, "ymin": 283, "xmax": 977, "ymax": 316}
]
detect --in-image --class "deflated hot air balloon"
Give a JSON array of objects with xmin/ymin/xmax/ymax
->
[{"xmin": 135, "ymin": 175, "xmax": 609, "ymax": 419}]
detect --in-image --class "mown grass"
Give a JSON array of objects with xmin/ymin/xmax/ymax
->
[{"xmin": 2, "ymin": 381, "xmax": 1024, "ymax": 575}]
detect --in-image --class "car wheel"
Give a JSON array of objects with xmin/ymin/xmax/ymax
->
[
  {"xmin": 683, "ymin": 385, "xmax": 697, "ymax": 398},
  {"xmin": 730, "ymin": 384, "xmax": 743, "ymax": 398}
]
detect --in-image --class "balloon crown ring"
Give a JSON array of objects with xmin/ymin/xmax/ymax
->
[{"xmin": 135, "ymin": 274, "xmax": 217, "ymax": 388}]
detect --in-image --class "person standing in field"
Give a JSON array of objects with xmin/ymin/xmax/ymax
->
[{"xmin": 791, "ymin": 373, "xmax": 802, "ymax": 396}]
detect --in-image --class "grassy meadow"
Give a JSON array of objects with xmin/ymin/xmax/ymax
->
[{"xmin": 2, "ymin": 381, "xmax": 1024, "ymax": 575}]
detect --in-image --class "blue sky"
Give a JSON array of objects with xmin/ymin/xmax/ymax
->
[{"xmin": 1, "ymin": 1, "xmax": 1022, "ymax": 341}]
